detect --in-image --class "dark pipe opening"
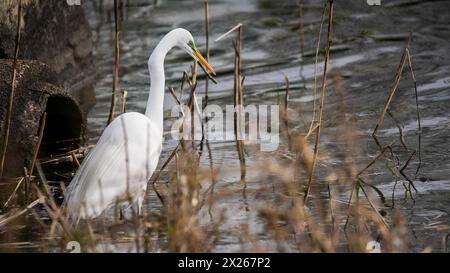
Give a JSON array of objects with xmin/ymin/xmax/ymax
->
[
  {"xmin": 0, "ymin": 49, "xmax": 6, "ymax": 59},
  {"xmin": 39, "ymin": 96, "xmax": 83, "ymax": 158}
]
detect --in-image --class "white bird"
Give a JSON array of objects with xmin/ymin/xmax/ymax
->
[{"xmin": 63, "ymin": 28, "xmax": 215, "ymax": 223}]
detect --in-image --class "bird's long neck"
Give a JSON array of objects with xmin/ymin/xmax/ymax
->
[{"xmin": 145, "ymin": 37, "xmax": 174, "ymax": 137}]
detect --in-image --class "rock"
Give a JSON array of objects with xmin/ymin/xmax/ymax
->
[
  {"xmin": 0, "ymin": 0, "xmax": 96, "ymax": 115},
  {"xmin": 0, "ymin": 60, "xmax": 83, "ymax": 177}
]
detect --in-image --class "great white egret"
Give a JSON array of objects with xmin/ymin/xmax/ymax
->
[{"xmin": 63, "ymin": 28, "xmax": 215, "ymax": 223}]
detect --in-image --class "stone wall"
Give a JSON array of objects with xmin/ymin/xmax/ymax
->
[
  {"xmin": 0, "ymin": 1, "xmax": 93, "ymax": 177},
  {"xmin": 0, "ymin": 0, "xmax": 96, "ymax": 114},
  {"xmin": 0, "ymin": 60, "xmax": 83, "ymax": 177}
]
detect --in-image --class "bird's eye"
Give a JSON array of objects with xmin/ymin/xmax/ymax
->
[{"xmin": 187, "ymin": 40, "xmax": 196, "ymax": 50}]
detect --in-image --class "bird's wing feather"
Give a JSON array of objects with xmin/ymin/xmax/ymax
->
[
  {"xmin": 65, "ymin": 129, "xmax": 127, "ymax": 219},
  {"xmin": 64, "ymin": 113, "xmax": 160, "ymax": 220}
]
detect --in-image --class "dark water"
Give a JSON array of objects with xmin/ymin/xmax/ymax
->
[{"xmin": 1, "ymin": 0, "xmax": 449, "ymax": 252}]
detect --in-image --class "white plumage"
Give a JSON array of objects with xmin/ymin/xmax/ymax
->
[
  {"xmin": 63, "ymin": 28, "xmax": 215, "ymax": 223},
  {"xmin": 64, "ymin": 113, "xmax": 161, "ymax": 220}
]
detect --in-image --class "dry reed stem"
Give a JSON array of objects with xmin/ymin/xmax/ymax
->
[
  {"xmin": 29, "ymin": 113, "xmax": 47, "ymax": 182},
  {"xmin": 405, "ymin": 47, "xmax": 422, "ymax": 176},
  {"xmin": 3, "ymin": 177, "xmax": 24, "ymax": 208},
  {"xmin": 372, "ymin": 50, "xmax": 407, "ymax": 146},
  {"xmin": 359, "ymin": 178, "xmax": 386, "ymax": 205},
  {"xmin": 71, "ymin": 151, "xmax": 81, "ymax": 168},
  {"xmin": 0, "ymin": 0, "xmax": 22, "ymax": 177},
  {"xmin": 179, "ymin": 72, "xmax": 188, "ymax": 99},
  {"xmin": 215, "ymin": 23, "xmax": 242, "ymax": 42},
  {"xmin": 200, "ymin": 0, "xmax": 217, "ymax": 211},
  {"xmin": 205, "ymin": 139, "xmax": 217, "ymax": 218},
  {"xmin": 121, "ymin": 90, "xmax": 128, "ymax": 113},
  {"xmin": 307, "ymin": 0, "xmax": 327, "ymax": 136},
  {"xmin": 284, "ymin": 77, "xmax": 292, "ymax": 150},
  {"xmin": 107, "ymin": 0, "xmax": 121, "ymax": 125},
  {"xmin": 168, "ymin": 87, "xmax": 182, "ymax": 106},
  {"xmin": 327, "ymin": 183, "xmax": 339, "ymax": 246},
  {"xmin": 295, "ymin": 136, "xmax": 314, "ymax": 179},
  {"xmin": 304, "ymin": 0, "xmax": 334, "ymax": 203},
  {"xmin": 357, "ymin": 179, "xmax": 389, "ymax": 228},
  {"xmin": 23, "ymin": 167, "xmax": 30, "ymax": 202},
  {"xmin": 232, "ymin": 26, "xmax": 246, "ymax": 183},
  {"xmin": 372, "ymin": 41, "xmax": 421, "ymax": 193},
  {"xmin": 189, "ymin": 63, "xmax": 199, "ymax": 152},
  {"xmin": 32, "ymin": 183, "xmax": 73, "ymax": 239},
  {"xmin": 35, "ymin": 161, "xmax": 47, "ymax": 188},
  {"xmin": 444, "ymin": 234, "xmax": 449, "ymax": 253},
  {"xmin": 39, "ymin": 146, "xmax": 93, "ymax": 165},
  {"xmin": 151, "ymin": 69, "xmax": 203, "ymax": 206},
  {"xmin": 203, "ymin": 0, "xmax": 210, "ymax": 110},
  {"xmin": 387, "ymin": 110, "xmax": 408, "ymax": 150},
  {"xmin": 151, "ymin": 144, "xmax": 180, "ymax": 186},
  {"xmin": 298, "ymin": 0, "xmax": 305, "ymax": 62},
  {"xmin": 199, "ymin": 0, "xmax": 214, "ymax": 161},
  {"xmin": 0, "ymin": 198, "xmax": 40, "ymax": 228}
]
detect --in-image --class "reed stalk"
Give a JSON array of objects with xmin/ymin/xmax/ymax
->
[
  {"xmin": 233, "ymin": 26, "xmax": 246, "ymax": 182},
  {"xmin": 0, "ymin": 0, "xmax": 22, "ymax": 177},
  {"xmin": 107, "ymin": 0, "xmax": 121, "ymax": 125},
  {"xmin": 304, "ymin": 0, "xmax": 334, "ymax": 203}
]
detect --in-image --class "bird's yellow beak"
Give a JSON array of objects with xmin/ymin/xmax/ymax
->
[{"xmin": 194, "ymin": 49, "xmax": 216, "ymax": 76}]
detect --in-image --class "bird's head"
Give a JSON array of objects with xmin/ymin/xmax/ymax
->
[{"xmin": 174, "ymin": 28, "xmax": 216, "ymax": 77}]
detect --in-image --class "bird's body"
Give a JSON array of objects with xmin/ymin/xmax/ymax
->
[
  {"xmin": 64, "ymin": 112, "xmax": 161, "ymax": 219},
  {"xmin": 63, "ymin": 28, "xmax": 215, "ymax": 223}
]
